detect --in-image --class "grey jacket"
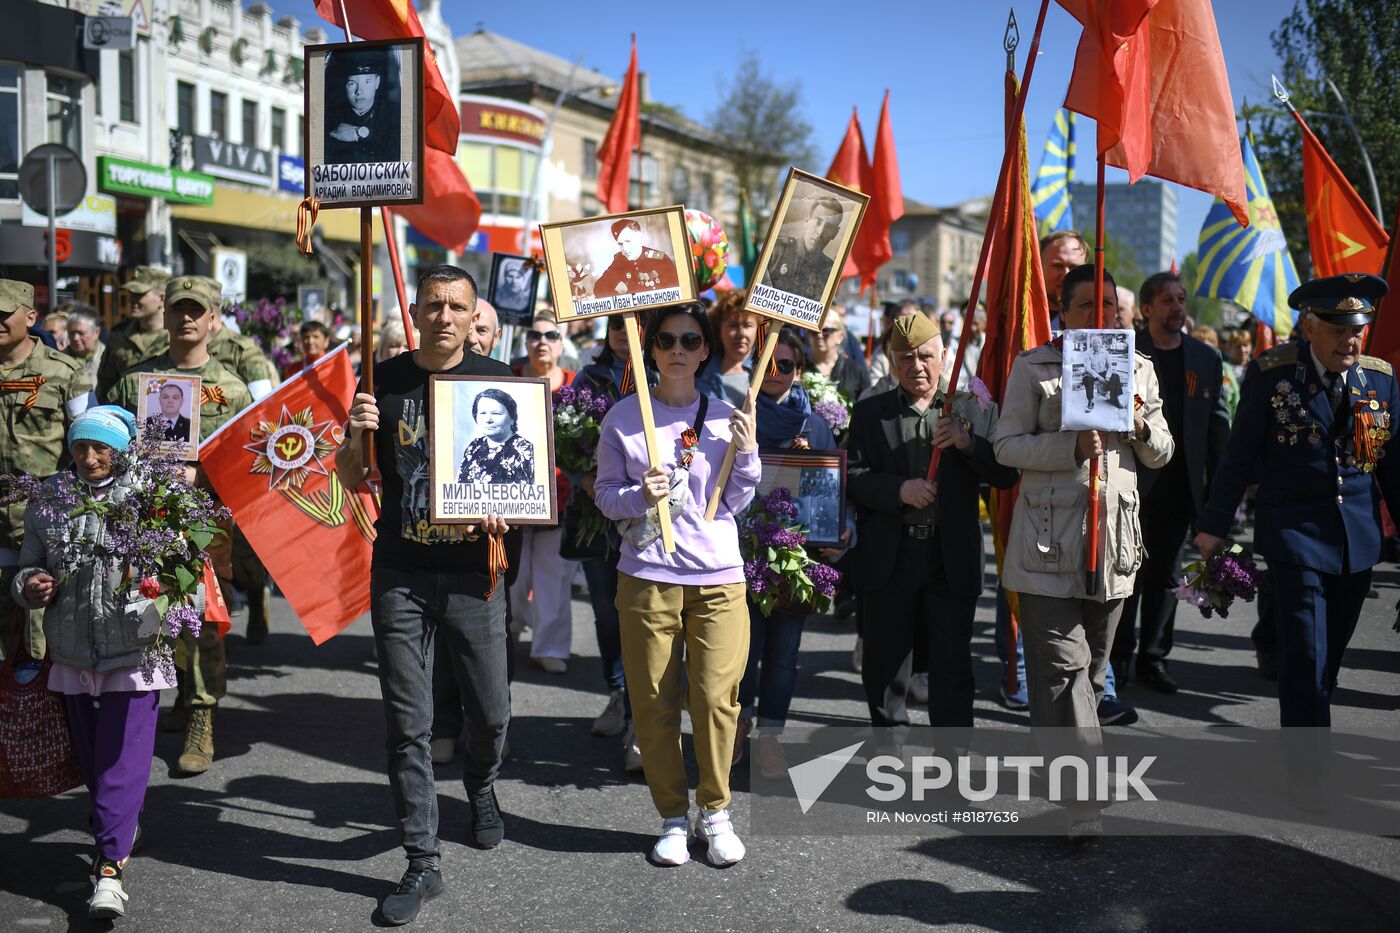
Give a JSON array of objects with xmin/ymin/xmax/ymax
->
[{"xmin": 12, "ymin": 471, "xmax": 156, "ymax": 672}]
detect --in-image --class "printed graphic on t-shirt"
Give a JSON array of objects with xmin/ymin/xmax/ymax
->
[{"xmin": 394, "ymin": 398, "xmax": 469, "ymax": 545}]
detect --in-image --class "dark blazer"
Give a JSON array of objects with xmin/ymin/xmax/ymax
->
[
  {"xmin": 845, "ymin": 388, "xmax": 1019, "ymax": 598},
  {"xmin": 1137, "ymin": 331, "xmax": 1231, "ymax": 515},
  {"xmin": 149, "ymin": 414, "xmax": 192, "ymax": 442}
]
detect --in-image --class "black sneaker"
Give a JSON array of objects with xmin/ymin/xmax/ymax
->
[
  {"xmin": 379, "ymin": 863, "xmax": 443, "ymax": 926},
  {"xmin": 467, "ymin": 785, "xmax": 505, "ymax": 849}
]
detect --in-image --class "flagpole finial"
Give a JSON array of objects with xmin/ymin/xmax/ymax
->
[
  {"xmin": 1005, "ymin": 8, "xmax": 1020, "ymax": 54},
  {"xmin": 1272, "ymin": 74, "xmax": 1293, "ymax": 107}
]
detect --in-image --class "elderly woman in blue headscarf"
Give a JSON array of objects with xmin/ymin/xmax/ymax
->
[{"xmin": 12, "ymin": 406, "xmax": 177, "ymax": 921}]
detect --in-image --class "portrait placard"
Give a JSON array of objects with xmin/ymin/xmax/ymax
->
[
  {"xmin": 427, "ymin": 375, "xmax": 558, "ymax": 525},
  {"xmin": 755, "ymin": 448, "xmax": 847, "ymax": 549},
  {"xmin": 303, "ymin": 37, "xmax": 424, "ymax": 209},
  {"xmin": 136, "ymin": 372, "xmax": 202, "ymax": 461},
  {"xmin": 298, "ymin": 285, "xmax": 327, "ymax": 323},
  {"xmin": 1061, "ymin": 329, "xmax": 1135, "ymax": 432},
  {"xmin": 486, "ymin": 253, "xmax": 541, "ymax": 326},
  {"xmin": 747, "ymin": 168, "xmax": 869, "ymax": 331},
  {"xmin": 540, "ymin": 206, "xmax": 697, "ymax": 321}
]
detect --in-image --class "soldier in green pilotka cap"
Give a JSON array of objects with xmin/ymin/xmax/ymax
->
[
  {"xmin": 96, "ymin": 266, "xmax": 172, "ymax": 402},
  {"xmin": 110, "ymin": 275, "xmax": 253, "ymax": 776},
  {"xmin": 0, "ymin": 279, "xmax": 95, "ymax": 662}
]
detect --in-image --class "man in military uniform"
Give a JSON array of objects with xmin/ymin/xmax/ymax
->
[
  {"xmin": 97, "ymin": 266, "xmax": 170, "ymax": 402},
  {"xmin": 591, "ymin": 219, "xmax": 679, "ymax": 297},
  {"xmin": 0, "ymin": 280, "xmax": 94, "ymax": 659},
  {"xmin": 1196, "ymin": 274, "xmax": 1400, "ymax": 732},
  {"xmin": 324, "ymin": 47, "xmax": 399, "ymax": 165},
  {"xmin": 762, "ymin": 196, "xmax": 844, "ymax": 299},
  {"xmin": 111, "ymin": 276, "xmax": 253, "ymax": 775}
]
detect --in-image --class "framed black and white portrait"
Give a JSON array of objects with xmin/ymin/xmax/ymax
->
[
  {"xmin": 540, "ymin": 206, "xmax": 697, "ymax": 321},
  {"xmin": 137, "ymin": 372, "xmax": 201, "ymax": 462},
  {"xmin": 748, "ymin": 168, "xmax": 869, "ymax": 331},
  {"xmin": 303, "ymin": 37, "xmax": 424, "ymax": 209},
  {"xmin": 427, "ymin": 375, "xmax": 558, "ymax": 525},
  {"xmin": 756, "ymin": 448, "xmax": 847, "ymax": 549},
  {"xmin": 1061, "ymin": 329, "xmax": 1135, "ymax": 432},
  {"xmin": 298, "ymin": 285, "xmax": 327, "ymax": 323},
  {"xmin": 486, "ymin": 253, "xmax": 540, "ymax": 326}
]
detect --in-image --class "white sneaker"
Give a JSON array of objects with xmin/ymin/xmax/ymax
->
[
  {"xmin": 852, "ymin": 637, "xmax": 864, "ymax": 674},
  {"xmin": 691, "ymin": 807, "xmax": 746, "ymax": 866},
  {"xmin": 88, "ymin": 875, "xmax": 128, "ymax": 920},
  {"xmin": 429, "ymin": 737, "xmax": 456, "ymax": 764},
  {"xmin": 622, "ymin": 724, "xmax": 644, "ymax": 773},
  {"xmin": 593, "ymin": 689, "xmax": 628, "ymax": 736},
  {"xmin": 908, "ymin": 671, "xmax": 930, "ymax": 705},
  {"xmin": 651, "ymin": 816, "xmax": 690, "ymax": 866}
]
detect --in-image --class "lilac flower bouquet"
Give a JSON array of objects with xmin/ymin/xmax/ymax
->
[
  {"xmin": 229, "ymin": 297, "xmax": 298, "ymax": 372},
  {"xmin": 740, "ymin": 487, "xmax": 842, "ymax": 616},
  {"xmin": 800, "ymin": 371, "xmax": 852, "ymax": 435},
  {"xmin": 553, "ymin": 382, "xmax": 614, "ymax": 550},
  {"xmin": 1175, "ymin": 543, "xmax": 1260, "ymax": 619},
  {"xmin": 8, "ymin": 433, "xmax": 230, "ymax": 683}
]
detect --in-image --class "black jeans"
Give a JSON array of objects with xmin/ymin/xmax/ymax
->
[
  {"xmin": 371, "ymin": 566, "xmax": 511, "ymax": 865},
  {"xmin": 1114, "ymin": 490, "xmax": 1193, "ymax": 670}
]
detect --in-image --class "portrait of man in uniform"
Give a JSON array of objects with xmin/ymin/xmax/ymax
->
[
  {"xmin": 589, "ymin": 219, "xmax": 680, "ymax": 298},
  {"xmin": 323, "ymin": 45, "xmax": 401, "ymax": 165},
  {"xmin": 762, "ymin": 194, "xmax": 845, "ymax": 300},
  {"xmin": 136, "ymin": 372, "xmax": 202, "ymax": 459}
]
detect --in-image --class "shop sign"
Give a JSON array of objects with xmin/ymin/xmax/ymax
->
[
  {"xmin": 459, "ymin": 97, "xmax": 548, "ymax": 148},
  {"xmin": 99, "ymin": 156, "xmax": 215, "ymax": 205},
  {"xmin": 21, "ymin": 193, "xmax": 117, "ymax": 235},
  {"xmin": 194, "ymin": 136, "xmax": 274, "ymax": 187},
  {"xmin": 277, "ymin": 154, "xmax": 304, "ymax": 194}
]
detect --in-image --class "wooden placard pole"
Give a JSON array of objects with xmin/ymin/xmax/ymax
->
[
  {"xmin": 622, "ymin": 312, "xmax": 675, "ymax": 553},
  {"xmin": 704, "ymin": 326, "xmax": 781, "ymax": 521},
  {"xmin": 359, "ymin": 206, "xmax": 376, "ymax": 463},
  {"xmin": 1085, "ymin": 157, "xmax": 1107, "ymax": 597}
]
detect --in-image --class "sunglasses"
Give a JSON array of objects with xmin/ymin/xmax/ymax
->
[
  {"xmin": 608, "ymin": 317, "xmax": 627, "ymax": 331},
  {"xmin": 654, "ymin": 332, "xmax": 705, "ymax": 351},
  {"xmin": 526, "ymin": 331, "xmax": 562, "ymax": 343},
  {"xmin": 773, "ymin": 358, "xmax": 798, "ymax": 375},
  {"xmin": 819, "ymin": 327, "xmax": 842, "ymax": 337}
]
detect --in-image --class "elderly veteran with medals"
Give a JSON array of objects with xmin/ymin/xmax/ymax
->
[
  {"xmin": 847, "ymin": 313, "xmax": 1018, "ymax": 744},
  {"xmin": 1195, "ymin": 274, "xmax": 1400, "ymax": 730},
  {"xmin": 994, "ymin": 264, "xmax": 1172, "ymax": 839}
]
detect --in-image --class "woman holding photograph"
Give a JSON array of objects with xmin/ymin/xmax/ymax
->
[
  {"xmin": 459, "ymin": 388, "xmax": 535, "ymax": 485},
  {"xmin": 508, "ymin": 315, "xmax": 578, "ymax": 675},
  {"xmin": 735, "ymin": 327, "xmax": 849, "ymax": 779},
  {"xmin": 701, "ymin": 290, "xmax": 758, "ymax": 405},
  {"xmin": 993, "ymin": 264, "xmax": 1172, "ymax": 841},
  {"xmin": 594, "ymin": 304, "xmax": 760, "ymax": 867}
]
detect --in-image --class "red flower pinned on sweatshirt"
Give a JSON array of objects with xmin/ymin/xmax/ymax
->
[
  {"xmin": 139, "ymin": 577, "xmax": 161, "ymax": 599},
  {"xmin": 679, "ymin": 428, "xmax": 700, "ymax": 468}
]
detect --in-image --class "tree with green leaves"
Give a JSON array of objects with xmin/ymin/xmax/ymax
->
[
  {"xmin": 1252, "ymin": 0, "xmax": 1400, "ymax": 280},
  {"xmin": 706, "ymin": 51, "xmax": 815, "ymax": 211}
]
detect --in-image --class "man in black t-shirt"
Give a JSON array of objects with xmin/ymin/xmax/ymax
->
[
  {"xmin": 1111, "ymin": 272, "xmax": 1230, "ymax": 694},
  {"xmin": 336, "ymin": 264, "xmax": 520, "ymax": 926}
]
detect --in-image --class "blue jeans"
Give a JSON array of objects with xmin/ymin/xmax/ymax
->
[
  {"xmin": 582, "ymin": 554, "xmax": 625, "ymax": 692},
  {"xmin": 371, "ymin": 566, "xmax": 511, "ymax": 865},
  {"xmin": 994, "ymin": 585, "xmax": 1027, "ymax": 691},
  {"xmin": 738, "ymin": 602, "xmax": 806, "ymax": 731}
]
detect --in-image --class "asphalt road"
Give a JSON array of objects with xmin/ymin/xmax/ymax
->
[{"xmin": 3, "ymin": 547, "xmax": 1399, "ymax": 932}]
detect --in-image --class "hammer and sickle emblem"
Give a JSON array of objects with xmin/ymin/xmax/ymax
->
[{"xmin": 275, "ymin": 434, "xmax": 305, "ymax": 460}]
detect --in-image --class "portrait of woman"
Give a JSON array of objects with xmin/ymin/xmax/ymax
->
[{"xmin": 458, "ymin": 387, "xmax": 535, "ymax": 484}]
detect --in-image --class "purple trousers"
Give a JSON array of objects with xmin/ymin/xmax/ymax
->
[{"xmin": 64, "ymin": 690, "xmax": 160, "ymax": 862}]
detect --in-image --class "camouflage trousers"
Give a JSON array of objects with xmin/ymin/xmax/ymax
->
[{"xmin": 0, "ymin": 566, "xmax": 45, "ymax": 660}]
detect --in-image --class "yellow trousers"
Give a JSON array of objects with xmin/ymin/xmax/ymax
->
[{"xmin": 616, "ymin": 573, "xmax": 750, "ymax": 817}]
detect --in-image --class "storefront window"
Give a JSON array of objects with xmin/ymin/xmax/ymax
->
[
  {"xmin": 46, "ymin": 74, "xmax": 82, "ymax": 154},
  {"xmin": 0, "ymin": 65, "xmax": 17, "ymax": 199},
  {"xmin": 458, "ymin": 140, "xmax": 539, "ymax": 219}
]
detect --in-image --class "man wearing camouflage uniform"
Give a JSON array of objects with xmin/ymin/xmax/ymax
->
[
  {"xmin": 96, "ymin": 267, "xmax": 171, "ymax": 402},
  {"xmin": 0, "ymin": 280, "xmax": 94, "ymax": 659},
  {"xmin": 111, "ymin": 277, "xmax": 252, "ymax": 775}
]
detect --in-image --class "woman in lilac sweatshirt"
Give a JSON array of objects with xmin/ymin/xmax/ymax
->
[{"xmin": 594, "ymin": 304, "xmax": 760, "ymax": 867}]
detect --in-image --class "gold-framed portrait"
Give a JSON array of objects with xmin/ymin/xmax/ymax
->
[{"xmin": 540, "ymin": 206, "xmax": 697, "ymax": 321}]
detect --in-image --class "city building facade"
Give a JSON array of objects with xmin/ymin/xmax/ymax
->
[{"xmin": 1071, "ymin": 177, "xmax": 1179, "ymax": 278}]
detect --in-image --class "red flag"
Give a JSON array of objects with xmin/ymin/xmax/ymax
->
[
  {"xmin": 1293, "ymin": 110, "xmax": 1390, "ymax": 277},
  {"xmin": 390, "ymin": 148, "xmax": 483, "ymax": 252},
  {"xmin": 201, "ymin": 347, "xmax": 377, "ymax": 644},
  {"xmin": 596, "ymin": 37, "xmax": 641, "ymax": 214},
  {"xmin": 1060, "ymin": 0, "xmax": 1248, "ymax": 225},
  {"xmin": 826, "ymin": 110, "xmax": 872, "ymax": 281},
  {"xmin": 201, "ymin": 560, "xmax": 231, "ymax": 638},
  {"xmin": 1364, "ymin": 199, "xmax": 1400, "ymax": 369},
  {"xmin": 852, "ymin": 91, "xmax": 904, "ymax": 293},
  {"xmin": 313, "ymin": 0, "xmax": 459, "ymax": 155}
]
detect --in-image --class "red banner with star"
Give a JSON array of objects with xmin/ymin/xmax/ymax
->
[{"xmin": 201, "ymin": 346, "xmax": 377, "ymax": 644}]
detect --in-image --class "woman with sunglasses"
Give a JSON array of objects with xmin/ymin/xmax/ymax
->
[
  {"xmin": 807, "ymin": 308, "xmax": 870, "ymax": 405},
  {"xmin": 509, "ymin": 315, "xmax": 579, "ymax": 675},
  {"xmin": 734, "ymin": 328, "xmax": 850, "ymax": 778},
  {"xmin": 594, "ymin": 304, "xmax": 760, "ymax": 867},
  {"xmin": 702, "ymin": 289, "xmax": 760, "ymax": 405}
]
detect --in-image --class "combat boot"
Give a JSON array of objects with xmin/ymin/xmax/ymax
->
[{"xmin": 178, "ymin": 708, "xmax": 215, "ymax": 774}]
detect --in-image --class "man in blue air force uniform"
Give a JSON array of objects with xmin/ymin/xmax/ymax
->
[{"xmin": 1194, "ymin": 273, "xmax": 1400, "ymax": 727}]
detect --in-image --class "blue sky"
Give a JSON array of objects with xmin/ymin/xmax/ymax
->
[{"xmin": 281, "ymin": 1, "xmax": 1299, "ymax": 260}]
